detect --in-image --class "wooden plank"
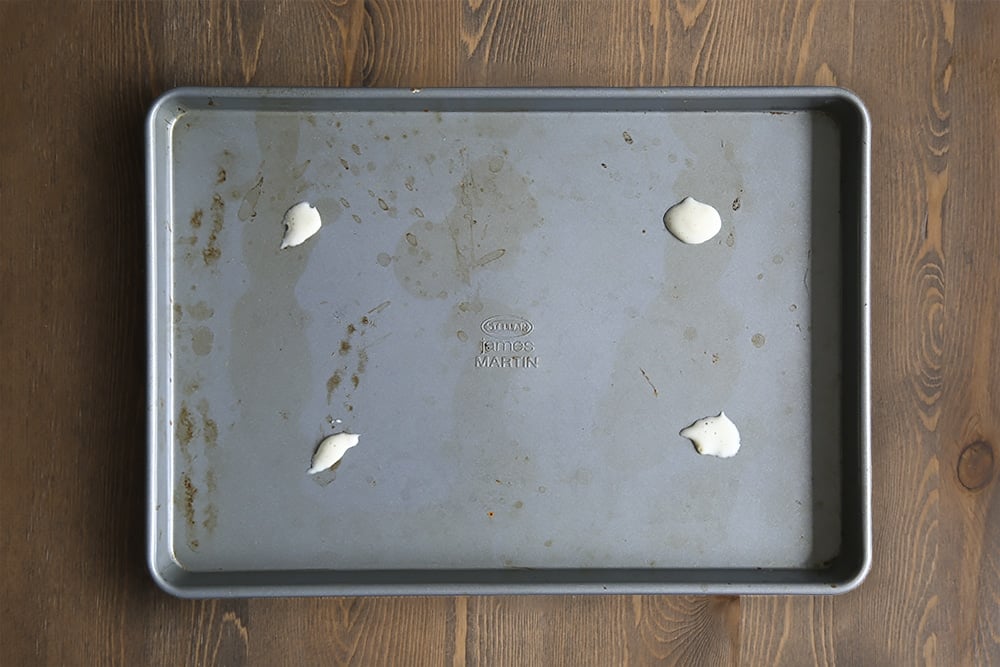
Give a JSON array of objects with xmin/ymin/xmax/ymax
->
[
  {"xmin": 945, "ymin": 4, "xmax": 1000, "ymax": 665},
  {"xmin": 834, "ymin": 1, "xmax": 979, "ymax": 665}
]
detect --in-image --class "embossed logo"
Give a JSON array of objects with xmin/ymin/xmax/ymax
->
[{"xmin": 480, "ymin": 315, "xmax": 533, "ymax": 339}]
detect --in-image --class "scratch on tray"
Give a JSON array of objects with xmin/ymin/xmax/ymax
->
[
  {"xmin": 803, "ymin": 250, "xmax": 812, "ymax": 296},
  {"xmin": 367, "ymin": 300, "xmax": 391, "ymax": 314},
  {"xmin": 640, "ymin": 368, "xmax": 659, "ymax": 397}
]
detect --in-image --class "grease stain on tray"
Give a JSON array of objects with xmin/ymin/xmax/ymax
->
[
  {"xmin": 202, "ymin": 194, "xmax": 225, "ymax": 265},
  {"xmin": 175, "ymin": 398, "xmax": 221, "ymax": 552},
  {"xmin": 191, "ymin": 326, "xmax": 214, "ymax": 356},
  {"xmin": 393, "ymin": 157, "xmax": 541, "ymax": 299},
  {"xmin": 181, "ymin": 376, "xmax": 201, "ymax": 396},
  {"xmin": 182, "ymin": 196, "xmax": 227, "ymax": 267},
  {"xmin": 229, "ymin": 113, "xmax": 319, "ymax": 493},
  {"xmin": 177, "ymin": 403, "xmax": 196, "ymax": 450},
  {"xmin": 187, "ymin": 301, "xmax": 214, "ymax": 320},
  {"xmin": 197, "ymin": 398, "xmax": 218, "ymax": 449},
  {"xmin": 292, "ymin": 159, "xmax": 311, "ymax": 179},
  {"xmin": 238, "ymin": 173, "xmax": 264, "ymax": 221},
  {"xmin": 326, "ymin": 371, "xmax": 342, "ymax": 402},
  {"xmin": 181, "ymin": 474, "xmax": 199, "ymax": 549}
]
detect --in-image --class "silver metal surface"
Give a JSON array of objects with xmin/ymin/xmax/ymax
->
[{"xmin": 147, "ymin": 87, "xmax": 871, "ymax": 596}]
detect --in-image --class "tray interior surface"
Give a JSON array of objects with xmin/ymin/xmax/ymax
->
[{"xmin": 149, "ymin": 88, "xmax": 869, "ymax": 595}]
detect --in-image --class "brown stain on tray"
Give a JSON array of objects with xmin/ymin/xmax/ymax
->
[
  {"xmin": 201, "ymin": 464, "xmax": 219, "ymax": 534},
  {"xmin": 187, "ymin": 301, "xmax": 214, "ymax": 321},
  {"xmin": 325, "ymin": 312, "xmax": 377, "ymax": 411},
  {"xmin": 176, "ymin": 397, "xmax": 221, "ymax": 550},
  {"xmin": 177, "ymin": 403, "xmax": 196, "ymax": 450},
  {"xmin": 202, "ymin": 193, "xmax": 225, "ymax": 265},
  {"xmin": 182, "ymin": 474, "xmax": 198, "ymax": 550},
  {"xmin": 326, "ymin": 372, "xmax": 343, "ymax": 403},
  {"xmin": 197, "ymin": 399, "xmax": 218, "ymax": 450},
  {"xmin": 182, "ymin": 377, "xmax": 200, "ymax": 396},
  {"xmin": 191, "ymin": 327, "xmax": 214, "ymax": 356}
]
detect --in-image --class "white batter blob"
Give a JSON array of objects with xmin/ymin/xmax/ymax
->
[
  {"xmin": 280, "ymin": 201, "xmax": 322, "ymax": 249},
  {"xmin": 663, "ymin": 197, "xmax": 722, "ymax": 244},
  {"xmin": 307, "ymin": 432, "xmax": 359, "ymax": 474},
  {"xmin": 680, "ymin": 412, "xmax": 741, "ymax": 458}
]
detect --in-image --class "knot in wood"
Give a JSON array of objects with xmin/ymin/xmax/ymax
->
[{"xmin": 957, "ymin": 440, "xmax": 995, "ymax": 491}]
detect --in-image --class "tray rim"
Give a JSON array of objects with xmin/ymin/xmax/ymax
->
[{"xmin": 146, "ymin": 86, "xmax": 871, "ymax": 597}]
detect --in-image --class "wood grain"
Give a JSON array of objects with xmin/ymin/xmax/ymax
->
[{"xmin": 2, "ymin": 0, "xmax": 998, "ymax": 665}]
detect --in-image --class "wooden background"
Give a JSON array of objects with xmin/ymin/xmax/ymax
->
[{"xmin": 2, "ymin": 0, "xmax": 998, "ymax": 664}]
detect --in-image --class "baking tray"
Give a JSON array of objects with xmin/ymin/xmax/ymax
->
[{"xmin": 147, "ymin": 87, "xmax": 870, "ymax": 596}]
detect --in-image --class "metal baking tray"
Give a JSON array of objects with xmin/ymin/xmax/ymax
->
[{"xmin": 147, "ymin": 87, "xmax": 870, "ymax": 597}]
